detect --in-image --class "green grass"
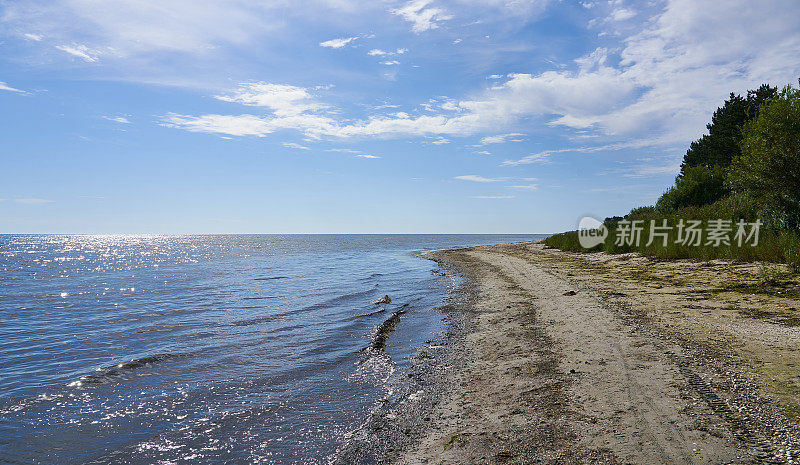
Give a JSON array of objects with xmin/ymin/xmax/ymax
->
[{"xmin": 544, "ymin": 196, "xmax": 800, "ymax": 267}]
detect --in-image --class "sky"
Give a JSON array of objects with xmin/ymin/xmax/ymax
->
[{"xmin": 1, "ymin": 0, "xmax": 799, "ymax": 234}]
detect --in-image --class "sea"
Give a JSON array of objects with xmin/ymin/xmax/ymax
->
[{"xmin": 0, "ymin": 234, "xmax": 543, "ymax": 464}]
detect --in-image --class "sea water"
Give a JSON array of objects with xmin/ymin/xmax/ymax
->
[{"xmin": 0, "ymin": 234, "xmax": 542, "ymax": 464}]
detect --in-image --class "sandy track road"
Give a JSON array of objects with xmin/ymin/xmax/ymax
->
[{"xmin": 395, "ymin": 244, "xmax": 757, "ymax": 464}]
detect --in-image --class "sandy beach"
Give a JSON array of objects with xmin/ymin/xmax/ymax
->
[{"xmin": 339, "ymin": 241, "xmax": 800, "ymax": 464}]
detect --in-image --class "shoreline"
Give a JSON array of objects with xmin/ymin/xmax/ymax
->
[{"xmin": 337, "ymin": 241, "xmax": 800, "ymax": 464}]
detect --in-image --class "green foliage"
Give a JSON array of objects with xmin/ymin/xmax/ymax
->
[
  {"xmin": 544, "ymin": 194, "xmax": 800, "ymax": 265},
  {"xmin": 653, "ymin": 83, "xmax": 777, "ymax": 212},
  {"xmin": 547, "ymin": 81, "xmax": 800, "ymax": 266},
  {"xmin": 728, "ymin": 83, "xmax": 800, "ymax": 230},
  {"xmin": 681, "ymin": 84, "xmax": 777, "ymax": 172},
  {"xmin": 627, "ymin": 205, "xmax": 656, "ymax": 218},
  {"xmin": 655, "ymin": 166, "xmax": 729, "ymax": 213}
]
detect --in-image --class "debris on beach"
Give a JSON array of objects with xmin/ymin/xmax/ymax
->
[
  {"xmin": 563, "ymin": 290, "xmax": 577, "ymax": 296},
  {"xmin": 372, "ymin": 295, "xmax": 391, "ymax": 304}
]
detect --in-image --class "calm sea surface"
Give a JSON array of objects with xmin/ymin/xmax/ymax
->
[{"xmin": 0, "ymin": 234, "xmax": 543, "ymax": 464}]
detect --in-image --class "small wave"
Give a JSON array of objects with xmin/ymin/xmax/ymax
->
[
  {"xmin": 353, "ymin": 308, "xmax": 386, "ymax": 318},
  {"xmin": 230, "ymin": 315, "xmax": 275, "ymax": 327},
  {"xmin": 241, "ymin": 295, "xmax": 282, "ymax": 301},
  {"xmin": 290, "ymin": 288, "xmax": 379, "ymax": 316},
  {"xmin": 253, "ymin": 276, "xmax": 289, "ymax": 281},
  {"xmin": 68, "ymin": 353, "xmax": 190, "ymax": 387}
]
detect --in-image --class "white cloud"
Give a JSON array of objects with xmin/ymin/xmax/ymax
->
[
  {"xmin": 164, "ymin": 1, "xmax": 800, "ymax": 149},
  {"xmin": 3, "ymin": 0, "xmax": 295, "ymax": 56},
  {"xmin": 509, "ymin": 184, "xmax": 538, "ymax": 190},
  {"xmin": 452, "ymin": 38, "xmax": 462, "ymax": 44},
  {"xmin": 24, "ymin": 33, "xmax": 43, "ymax": 41},
  {"xmin": 283, "ymin": 142, "xmax": 310, "ymax": 150},
  {"xmin": 500, "ymin": 151, "xmax": 551, "ymax": 166},
  {"xmin": 474, "ymin": 150, "xmax": 491, "ymax": 155},
  {"xmin": 440, "ymin": 100, "xmax": 459, "ymax": 111},
  {"xmin": 215, "ymin": 83, "xmax": 325, "ymax": 116},
  {"xmin": 326, "ymin": 148, "xmax": 379, "ymax": 158},
  {"xmin": 102, "ymin": 115, "xmax": 131, "ymax": 124},
  {"xmin": 479, "ymin": 133, "xmax": 525, "ymax": 144},
  {"xmin": 162, "ymin": 113, "xmax": 284, "ymax": 137},
  {"xmin": 391, "ymin": 0, "xmax": 453, "ymax": 33},
  {"xmin": 0, "ymin": 81, "xmax": 26, "ymax": 93},
  {"xmin": 381, "ymin": 60, "xmax": 400, "ymax": 65},
  {"xmin": 455, "ymin": 174, "xmax": 502, "ymax": 182},
  {"xmin": 611, "ymin": 8, "xmax": 636, "ymax": 21},
  {"xmin": 55, "ymin": 44, "xmax": 102, "ymax": 62},
  {"xmin": 320, "ymin": 36, "xmax": 358, "ymax": 48},
  {"xmin": 431, "ymin": 137, "xmax": 450, "ymax": 144},
  {"xmin": 369, "ymin": 48, "xmax": 408, "ymax": 56}
]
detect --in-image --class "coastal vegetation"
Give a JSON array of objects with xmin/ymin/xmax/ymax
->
[{"xmin": 545, "ymin": 81, "xmax": 800, "ymax": 267}]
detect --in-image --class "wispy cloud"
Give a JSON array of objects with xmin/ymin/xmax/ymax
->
[
  {"xmin": 509, "ymin": 184, "xmax": 538, "ymax": 190},
  {"xmin": 102, "ymin": 115, "xmax": 131, "ymax": 124},
  {"xmin": 369, "ymin": 48, "xmax": 408, "ymax": 56},
  {"xmin": 160, "ymin": 0, "xmax": 800, "ymax": 156},
  {"xmin": 455, "ymin": 174, "xmax": 502, "ymax": 183},
  {"xmin": 0, "ymin": 81, "xmax": 26, "ymax": 93},
  {"xmin": 391, "ymin": 0, "xmax": 452, "ymax": 33},
  {"xmin": 479, "ymin": 133, "xmax": 525, "ymax": 144},
  {"xmin": 611, "ymin": 7, "xmax": 636, "ymax": 21},
  {"xmin": 55, "ymin": 44, "xmax": 101, "ymax": 62},
  {"xmin": 327, "ymin": 148, "xmax": 379, "ymax": 158},
  {"xmin": 23, "ymin": 33, "xmax": 42, "ymax": 41},
  {"xmin": 4, "ymin": 1, "xmax": 317, "ymax": 57},
  {"xmin": 320, "ymin": 36, "xmax": 358, "ymax": 49},
  {"xmin": 283, "ymin": 142, "xmax": 310, "ymax": 150},
  {"xmin": 500, "ymin": 151, "xmax": 551, "ymax": 166}
]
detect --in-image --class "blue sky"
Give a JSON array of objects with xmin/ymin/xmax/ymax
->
[{"xmin": 1, "ymin": 0, "xmax": 799, "ymax": 233}]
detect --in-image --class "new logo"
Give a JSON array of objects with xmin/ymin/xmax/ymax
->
[{"xmin": 578, "ymin": 216, "xmax": 608, "ymax": 249}]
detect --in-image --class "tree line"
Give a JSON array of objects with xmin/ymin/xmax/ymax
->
[{"xmin": 654, "ymin": 81, "xmax": 800, "ymax": 230}]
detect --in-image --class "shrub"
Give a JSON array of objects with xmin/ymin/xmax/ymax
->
[
  {"xmin": 728, "ymin": 83, "xmax": 800, "ymax": 230},
  {"xmin": 655, "ymin": 166, "xmax": 729, "ymax": 214}
]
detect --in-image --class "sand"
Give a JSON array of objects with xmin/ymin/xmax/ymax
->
[{"xmin": 334, "ymin": 241, "xmax": 800, "ymax": 464}]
